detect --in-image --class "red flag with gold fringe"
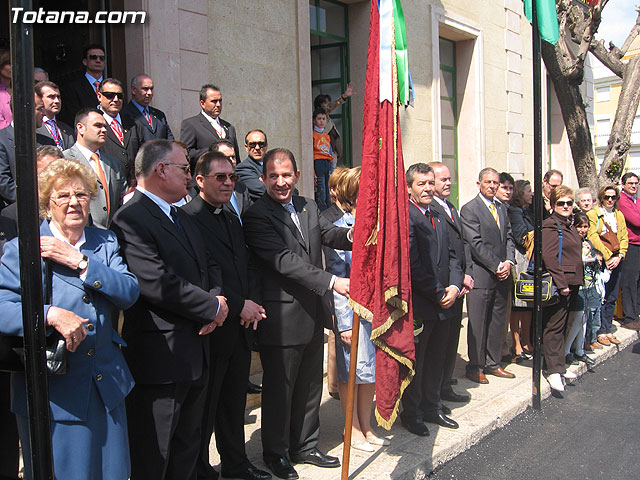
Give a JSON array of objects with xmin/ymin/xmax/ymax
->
[{"xmin": 348, "ymin": 0, "xmax": 415, "ymax": 429}]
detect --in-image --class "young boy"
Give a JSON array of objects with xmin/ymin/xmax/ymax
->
[{"xmin": 313, "ymin": 108, "xmax": 334, "ymax": 210}]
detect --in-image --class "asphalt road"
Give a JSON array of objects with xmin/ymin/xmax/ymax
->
[{"xmin": 428, "ymin": 341, "xmax": 640, "ymax": 480}]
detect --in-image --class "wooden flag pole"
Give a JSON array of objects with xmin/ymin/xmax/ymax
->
[{"xmin": 341, "ymin": 311, "xmax": 361, "ymax": 480}]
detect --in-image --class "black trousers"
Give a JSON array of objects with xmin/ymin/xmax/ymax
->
[
  {"xmin": 441, "ymin": 298, "xmax": 464, "ymax": 390},
  {"xmin": 0, "ymin": 371, "xmax": 19, "ymax": 480},
  {"xmin": 197, "ymin": 335, "xmax": 251, "ymax": 477},
  {"xmin": 465, "ymin": 280, "xmax": 511, "ymax": 372},
  {"xmin": 401, "ymin": 318, "xmax": 450, "ymax": 422},
  {"xmin": 127, "ymin": 371, "xmax": 208, "ymax": 480},
  {"xmin": 259, "ymin": 328, "xmax": 323, "ymax": 460},
  {"xmin": 542, "ymin": 288, "xmax": 578, "ymax": 374},
  {"xmin": 621, "ymin": 243, "xmax": 640, "ymax": 324}
]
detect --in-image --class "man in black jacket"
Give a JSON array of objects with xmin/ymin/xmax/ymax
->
[
  {"xmin": 401, "ymin": 163, "xmax": 463, "ymax": 437},
  {"xmin": 182, "ymin": 151, "xmax": 270, "ymax": 480},
  {"xmin": 111, "ymin": 140, "xmax": 228, "ymax": 480},
  {"xmin": 243, "ymin": 148, "xmax": 351, "ymax": 480}
]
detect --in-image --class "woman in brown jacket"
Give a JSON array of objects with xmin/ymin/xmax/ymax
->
[{"xmin": 542, "ymin": 185, "xmax": 584, "ymax": 392}]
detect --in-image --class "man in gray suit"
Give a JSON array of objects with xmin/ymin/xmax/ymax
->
[
  {"xmin": 460, "ymin": 167, "xmax": 515, "ymax": 384},
  {"xmin": 63, "ymin": 107, "xmax": 126, "ymax": 228}
]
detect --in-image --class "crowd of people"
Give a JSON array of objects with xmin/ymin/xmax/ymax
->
[{"xmin": 0, "ymin": 43, "xmax": 639, "ymax": 480}]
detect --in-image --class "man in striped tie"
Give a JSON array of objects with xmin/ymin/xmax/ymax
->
[
  {"xmin": 122, "ymin": 74, "xmax": 175, "ymax": 144},
  {"xmin": 35, "ymin": 81, "xmax": 75, "ymax": 150},
  {"xmin": 97, "ymin": 78, "xmax": 142, "ymax": 187},
  {"xmin": 63, "ymin": 107, "xmax": 126, "ymax": 228}
]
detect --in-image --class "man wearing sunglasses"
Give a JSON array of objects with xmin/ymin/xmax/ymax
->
[
  {"xmin": 180, "ymin": 84, "xmax": 240, "ymax": 172},
  {"xmin": 236, "ymin": 130, "xmax": 269, "ymax": 202},
  {"xmin": 97, "ymin": 78, "xmax": 142, "ymax": 188},
  {"xmin": 60, "ymin": 44, "xmax": 106, "ymax": 125},
  {"xmin": 182, "ymin": 151, "xmax": 271, "ymax": 480}
]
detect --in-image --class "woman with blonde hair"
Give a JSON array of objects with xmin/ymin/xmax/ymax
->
[{"xmin": 323, "ymin": 166, "xmax": 388, "ymax": 451}]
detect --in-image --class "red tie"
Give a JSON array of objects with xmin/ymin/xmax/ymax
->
[
  {"xmin": 93, "ymin": 81, "xmax": 100, "ymax": 98},
  {"xmin": 111, "ymin": 118, "xmax": 124, "ymax": 144},
  {"xmin": 428, "ymin": 209, "xmax": 435, "ymax": 229},
  {"xmin": 144, "ymin": 108, "xmax": 153, "ymax": 127}
]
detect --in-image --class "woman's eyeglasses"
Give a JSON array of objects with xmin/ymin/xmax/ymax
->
[{"xmin": 556, "ymin": 200, "xmax": 573, "ymax": 207}]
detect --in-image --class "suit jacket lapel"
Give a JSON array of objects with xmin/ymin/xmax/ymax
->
[
  {"xmin": 139, "ymin": 192, "xmax": 197, "ymax": 259},
  {"xmin": 198, "ymin": 114, "xmax": 219, "ymax": 138},
  {"xmin": 476, "ymin": 195, "xmax": 500, "ymax": 235},
  {"xmin": 267, "ymin": 196, "xmax": 307, "ymax": 250}
]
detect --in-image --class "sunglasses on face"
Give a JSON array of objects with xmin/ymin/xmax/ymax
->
[
  {"xmin": 604, "ymin": 195, "xmax": 617, "ymax": 200},
  {"xmin": 100, "ymin": 91, "xmax": 124, "ymax": 100},
  {"xmin": 247, "ymin": 141, "xmax": 267, "ymax": 149},
  {"xmin": 88, "ymin": 54, "xmax": 105, "ymax": 61},
  {"xmin": 204, "ymin": 173, "xmax": 239, "ymax": 182},
  {"xmin": 556, "ymin": 200, "xmax": 573, "ymax": 207}
]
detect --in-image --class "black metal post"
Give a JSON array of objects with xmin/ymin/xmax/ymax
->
[
  {"xmin": 10, "ymin": 0, "xmax": 55, "ymax": 477},
  {"xmin": 531, "ymin": 0, "xmax": 544, "ymax": 410}
]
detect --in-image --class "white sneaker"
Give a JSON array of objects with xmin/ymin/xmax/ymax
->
[
  {"xmin": 547, "ymin": 373, "xmax": 565, "ymax": 391},
  {"xmin": 563, "ymin": 370, "xmax": 577, "ymax": 380}
]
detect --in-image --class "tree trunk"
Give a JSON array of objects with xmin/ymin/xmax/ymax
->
[
  {"xmin": 597, "ymin": 56, "xmax": 640, "ymax": 185},
  {"xmin": 541, "ymin": 41, "xmax": 598, "ymax": 191}
]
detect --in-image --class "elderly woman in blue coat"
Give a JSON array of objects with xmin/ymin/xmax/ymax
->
[{"xmin": 0, "ymin": 158, "xmax": 139, "ymax": 480}]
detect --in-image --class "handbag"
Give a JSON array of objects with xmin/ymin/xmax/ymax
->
[
  {"xmin": 598, "ymin": 219, "xmax": 620, "ymax": 254},
  {"xmin": 514, "ymin": 221, "xmax": 562, "ymax": 306},
  {"xmin": 0, "ymin": 260, "xmax": 68, "ymax": 374}
]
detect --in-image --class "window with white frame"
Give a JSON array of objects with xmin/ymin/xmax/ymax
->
[{"xmin": 596, "ymin": 86, "xmax": 610, "ymax": 102}]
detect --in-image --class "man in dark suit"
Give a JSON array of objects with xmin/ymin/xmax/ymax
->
[
  {"xmin": 97, "ymin": 78, "xmax": 142, "ymax": 187},
  {"xmin": 401, "ymin": 163, "xmax": 463, "ymax": 437},
  {"xmin": 182, "ymin": 151, "xmax": 271, "ymax": 480},
  {"xmin": 460, "ymin": 167, "xmax": 516, "ymax": 384},
  {"xmin": 60, "ymin": 44, "xmax": 104, "ymax": 125},
  {"xmin": 429, "ymin": 162, "xmax": 473, "ymax": 403},
  {"xmin": 180, "ymin": 84, "xmax": 240, "ymax": 171},
  {"xmin": 0, "ymin": 92, "xmax": 55, "ymax": 208},
  {"xmin": 111, "ymin": 140, "xmax": 229, "ymax": 480},
  {"xmin": 243, "ymin": 148, "xmax": 351, "ymax": 480},
  {"xmin": 122, "ymin": 74, "xmax": 175, "ymax": 144},
  {"xmin": 63, "ymin": 108, "xmax": 126, "ymax": 229},
  {"xmin": 35, "ymin": 81, "xmax": 75, "ymax": 150},
  {"xmin": 209, "ymin": 139, "xmax": 252, "ymax": 219},
  {"xmin": 236, "ymin": 130, "xmax": 268, "ymax": 202}
]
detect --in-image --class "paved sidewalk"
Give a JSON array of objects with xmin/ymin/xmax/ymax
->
[{"xmin": 209, "ymin": 318, "xmax": 640, "ymax": 479}]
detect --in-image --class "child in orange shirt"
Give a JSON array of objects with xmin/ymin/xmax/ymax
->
[{"xmin": 313, "ymin": 108, "xmax": 334, "ymax": 210}]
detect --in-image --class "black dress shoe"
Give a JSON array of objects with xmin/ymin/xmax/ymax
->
[
  {"xmin": 423, "ymin": 411, "xmax": 459, "ymax": 429},
  {"xmin": 290, "ymin": 448, "xmax": 340, "ymax": 468},
  {"xmin": 222, "ymin": 464, "xmax": 272, "ymax": 480},
  {"xmin": 574, "ymin": 353, "xmax": 595, "ymax": 366},
  {"xmin": 441, "ymin": 389, "xmax": 471, "ymax": 403},
  {"xmin": 445, "ymin": 378, "xmax": 458, "ymax": 386},
  {"xmin": 565, "ymin": 354, "xmax": 578, "ymax": 366},
  {"xmin": 263, "ymin": 457, "xmax": 298, "ymax": 479},
  {"xmin": 442, "ymin": 405, "xmax": 452, "ymax": 415},
  {"xmin": 400, "ymin": 418, "xmax": 430, "ymax": 436},
  {"xmin": 247, "ymin": 381, "xmax": 262, "ymax": 394}
]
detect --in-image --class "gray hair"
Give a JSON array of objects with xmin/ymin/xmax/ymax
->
[
  {"xmin": 131, "ymin": 74, "xmax": 151, "ymax": 88},
  {"xmin": 34, "ymin": 67, "xmax": 49, "ymax": 80},
  {"xmin": 478, "ymin": 167, "xmax": 499, "ymax": 182},
  {"xmin": 576, "ymin": 187, "xmax": 594, "ymax": 200},
  {"xmin": 135, "ymin": 139, "xmax": 176, "ymax": 179},
  {"xmin": 406, "ymin": 163, "xmax": 433, "ymax": 187}
]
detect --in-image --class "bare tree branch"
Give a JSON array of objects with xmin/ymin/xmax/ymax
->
[
  {"xmin": 590, "ymin": 39, "xmax": 625, "ymax": 77},
  {"xmin": 620, "ymin": 7, "xmax": 640, "ymax": 55}
]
